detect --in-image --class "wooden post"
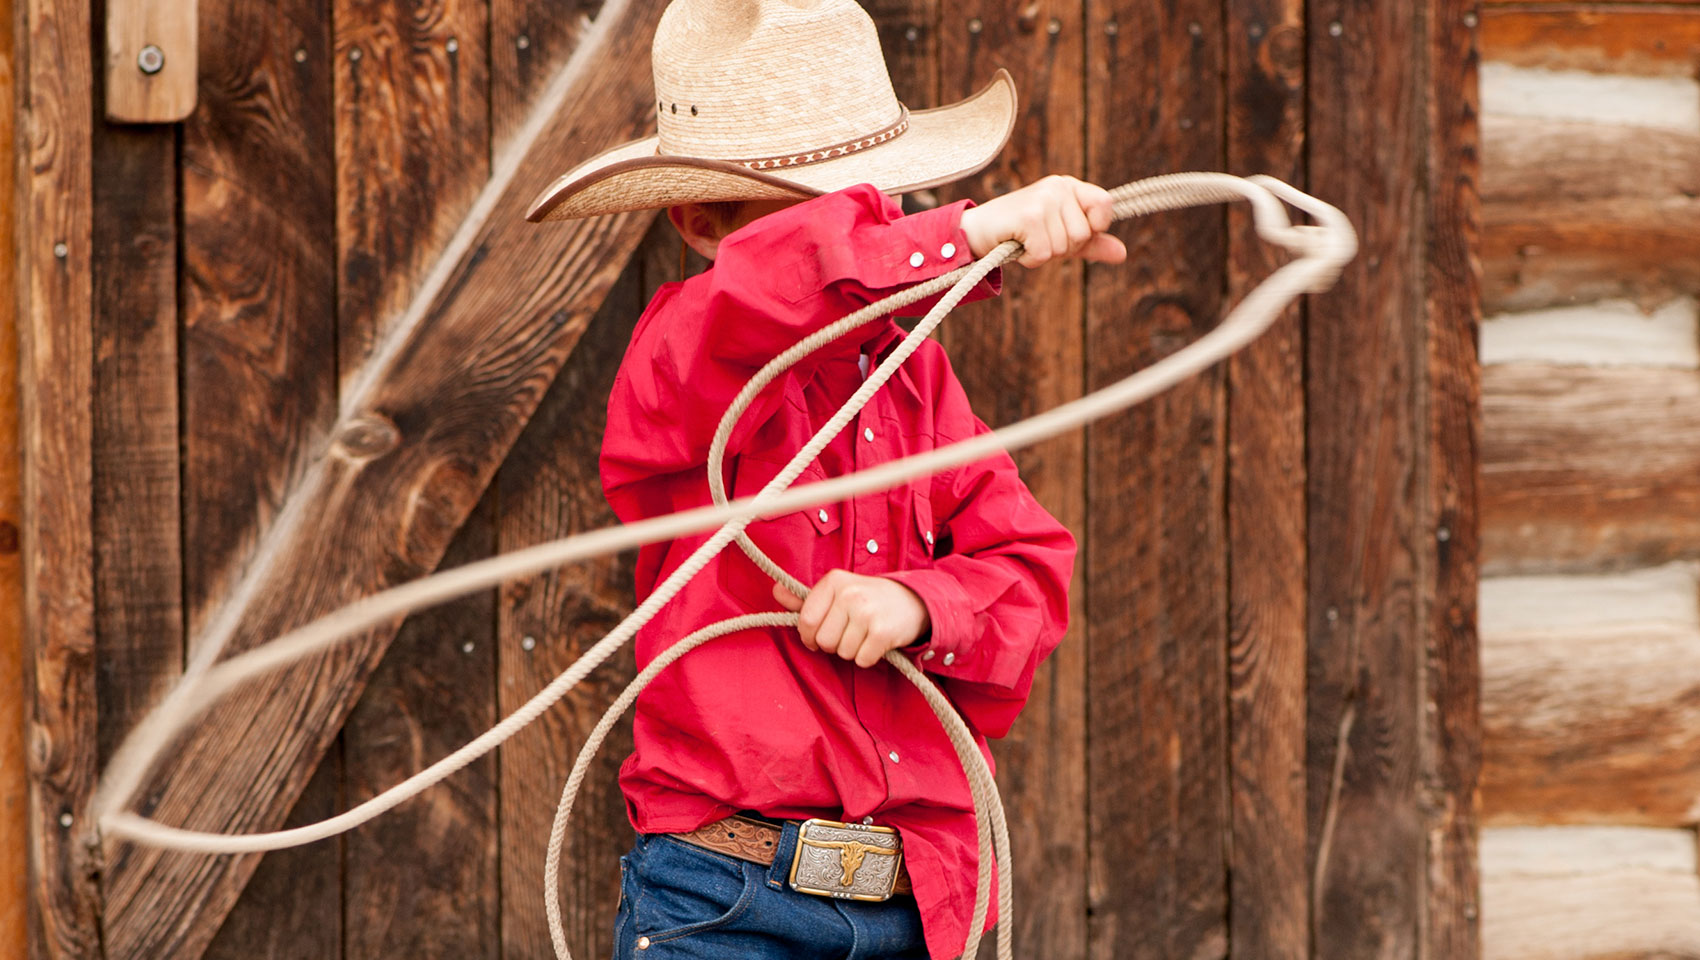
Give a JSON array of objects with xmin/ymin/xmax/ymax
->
[{"xmin": 104, "ymin": 0, "xmax": 197, "ymax": 122}]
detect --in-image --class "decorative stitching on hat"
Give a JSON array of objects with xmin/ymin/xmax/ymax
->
[{"xmin": 733, "ymin": 105, "xmax": 910, "ymax": 172}]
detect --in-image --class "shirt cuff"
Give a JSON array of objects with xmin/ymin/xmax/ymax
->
[
  {"xmin": 879, "ymin": 567, "xmax": 973, "ymax": 674},
  {"xmin": 853, "ymin": 197, "xmax": 992, "ymax": 293}
]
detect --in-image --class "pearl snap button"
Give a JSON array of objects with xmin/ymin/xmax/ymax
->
[
  {"xmin": 941, "ymin": 242, "xmax": 957, "ymax": 258},
  {"xmin": 922, "ymin": 650, "xmax": 935, "ymax": 660},
  {"xmin": 863, "ymin": 427, "xmax": 874, "ymax": 442},
  {"xmin": 925, "ymin": 531, "xmax": 934, "ymax": 544},
  {"xmin": 866, "ymin": 539, "xmax": 879, "ymax": 554},
  {"xmin": 909, "ymin": 251, "xmax": 924, "ymax": 268},
  {"xmin": 943, "ymin": 652, "xmax": 956, "ymax": 665},
  {"xmin": 818, "ymin": 508, "xmax": 830, "ymax": 523},
  {"xmin": 888, "ymin": 751, "xmax": 901, "ymax": 763}
]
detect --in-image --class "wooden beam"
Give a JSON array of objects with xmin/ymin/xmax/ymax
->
[
  {"xmin": 96, "ymin": 2, "xmax": 666, "ymax": 957},
  {"xmin": 1482, "ymin": 365, "xmax": 1700, "ymax": 575},
  {"xmin": 1086, "ymin": 0, "xmax": 1230, "ymax": 956},
  {"xmin": 1481, "ymin": 826, "xmax": 1700, "ymax": 960},
  {"xmin": 935, "ymin": 3, "xmax": 1089, "ymax": 957},
  {"xmin": 17, "ymin": 0, "xmax": 101, "ymax": 955},
  {"xmin": 1224, "ymin": 1, "xmax": 1309, "ymax": 957},
  {"xmin": 1482, "ymin": 565, "xmax": 1700, "ymax": 826}
]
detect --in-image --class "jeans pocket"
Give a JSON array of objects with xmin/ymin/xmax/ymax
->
[{"xmin": 629, "ymin": 836, "xmax": 759, "ymax": 948}]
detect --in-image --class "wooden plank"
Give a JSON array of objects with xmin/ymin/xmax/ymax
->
[
  {"xmin": 98, "ymin": 4, "xmax": 666, "ymax": 957},
  {"xmin": 1481, "ymin": 565, "xmax": 1700, "ymax": 825},
  {"xmin": 1481, "ymin": 6, "xmax": 1700, "ymax": 77},
  {"xmin": 496, "ymin": 243, "xmax": 646, "ymax": 960},
  {"xmin": 1423, "ymin": 0, "xmax": 1484, "ymax": 952},
  {"xmin": 933, "ymin": 4, "xmax": 1087, "ymax": 958},
  {"xmin": 90, "ymin": 122, "xmax": 182, "ymax": 771},
  {"xmin": 1480, "ymin": 826, "xmax": 1700, "ymax": 960},
  {"xmin": 104, "ymin": 0, "xmax": 197, "ymax": 122},
  {"xmin": 17, "ymin": 0, "xmax": 100, "ymax": 954},
  {"xmin": 165, "ymin": 0, "xmax": 337, "ymax": 954},
  {"xmin": 0, "ymin": 0, "xmax": 31, "ymax": 955},
  {"xmin": 334, "ymin": 1, "xmax": 496, "ymax": 956},
  {"xmin": 1084, "ymin": 1, "xmax": 1229, "ymax": 957},
  {"xmin": 1481, "ymin": 365, "xmax": 1700, "ymax": 575},
  {"xmin": 1305, "ymin": 1, "xmax": 1428, "ymax": 955},
  {"xmin": 1483, "ymin": 197, "xmax": 1700, "ymax": 315},
  {"xmin": 345, "ymin": 500, "xmax": 498, "ymax": 960},
  {"xmin": 1223, "ymin": 1, "xmax": 1308, "ymax": 958}
]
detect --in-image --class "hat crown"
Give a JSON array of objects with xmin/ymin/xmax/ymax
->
[{"xmin": 651, "ymin": 0, "xmax": 903, "ymax": 162}]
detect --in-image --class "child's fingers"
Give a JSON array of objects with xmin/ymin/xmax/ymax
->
[
  {"xmin": 813, "ymin": 602, "xmax": 851, "ymax": 655},
  {"xmin": 836, "ymin": 617, "xmax": 869, "ymax": 664},
  {"xmin": 1082, "ymin": 233, "xmax": 1128, "ymax": 265},
  {"xmin": 854, "ymin": 623, "xmax": 892, "ymax": 668},
  {"xmin": 1060, "ymin": 200, "xmax": 1094, "ymax": 258},
  {"xmin": 772, "ymin": 582, "xmax": 804, "ymax": 612},
  {"xmin": 797, "ymin": 574, "xmax": 841, "ymax": 648},
  {"xmin": 1073, "ymin": 179, "xmax": 1116, "ymax": 232}
]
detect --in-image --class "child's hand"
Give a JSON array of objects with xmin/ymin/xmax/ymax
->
[
  {"xmin": 772, "ymin": 571, "xmax": 931, "ymax": 668},
  {"xmin": 959, "ymin": 175, "xmax": 1127, "ymax": 269}
]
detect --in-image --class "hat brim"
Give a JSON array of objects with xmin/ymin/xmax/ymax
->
[{"xmin": 526, "ymin": 69, "xmax": 1018, "ymax": 222}]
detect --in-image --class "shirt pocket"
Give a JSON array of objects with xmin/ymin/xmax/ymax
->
[
  {"xmin": 907, "ymin": 483, "xmax": 941, "ymax": 567},
  {"xmin": 719, "ymin": 453, "xmax": 833, "ymax": 608}
]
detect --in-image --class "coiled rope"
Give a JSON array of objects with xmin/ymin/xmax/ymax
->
[{"xmin": 92, "ymin": 172, "xmax": 1356, "ymax": 960}]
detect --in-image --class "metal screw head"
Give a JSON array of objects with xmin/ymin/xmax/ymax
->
[
  {"xmin": 293, "ymin": 48, "xmax": 308, "ymax": 63},
  {"xmin": 516, "ymin": 35, "xmax": 531, "ymax": 50},
  {"xmin": 58, "ymin": 812, "xmax": 73, "ymax": 828},
  {"xmin": 137, "ymin": 44, "xmax": 165, "ymax": 75},
  {"xmin": 1329, "ymin": 21, "xmax": 1344, "ymax": 37},
  {"xmin": 52, "ymin": 242, "xmax": 67, "ymax": 259},
  {"xmin": 521, "ymin": 635, "xmax": 537, "ymax": 652},
  {"xmin": 967, "ymin": 17, "xmax": 982, "ymax": 34},
  {"xmin": 446, "ymin": 37, "xmax": 460, "ymax": 54},
  {"xmin": 461, "ymin": 641, "xmax": 474, "ymax": 654}
]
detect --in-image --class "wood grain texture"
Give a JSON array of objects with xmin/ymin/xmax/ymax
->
[
  {"xmin": 1480, "ymin": 826, "xmax": 1700, "ymax": 960},
  {"xmin": 99, "ymin": 5, "xmax": 665, "ymax": 957},
  {"xmin": 90, "ymin": 121, "xmax": 182, "ymax": 772},
  {"xmin": 934, "ymin": 4, "xmax": 1087, "ymax": 957},
  {"xmin": 1224, "ymin": 1, "xmax": 1308, "ymax": 957},
  {"xmin": 17, "ymin": 0, "xmax": 100, "ymax": 954},
  {"xmin": 1481, "ymin": 6, "xmax": 1700, "ymax": 77},
  {"xmin": 0, "ymin": 0, "xmax": 28, "ymax": 952},
  {"xmin": 490, "ymin": 0, "xmax": 602, "ymax": 150},
  {"xmin": 344, "ymin": 498, "xmax": 498, "ymax": 960},
  {"xmin": 169, "ymin": 0, "xmax": 338, "ymax": 954},
  {"xmin": 1306, "ymin": 1, "xmax": 1427, "ymax": 956},
  {"xmin": 496, "ymin": 241, "xmax": 645, "ymax": 960},
  {"xmin": 1423, "ymin": 0, "xmax": 1483, "ymax": 954},
  {"xmin": 335, "ymin": 1, "xmax": 496, "ymax": 956},
  {"xmin": 1085, "ymin": 2, "xmax": 1229, "ymax": 958},
  {"xmin": 1482, "ymin": 609, "xmax": 1700, "ymax": 827},
  {"xmin": 1482, "ymin": 365, "xmax": 1700, "ymax": 575},
  {"xmin": 104, "ymin": 0, "xmax": 197, "ymax": 122}
]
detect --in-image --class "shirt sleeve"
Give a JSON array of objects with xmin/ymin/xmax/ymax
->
[
  {"xmin": 601, "ymin": 184, "xmax": 999, "ymax": 521},
  {"xmin": 879, "ymin": 372, "xmax": 1077, "ymax": 740}
]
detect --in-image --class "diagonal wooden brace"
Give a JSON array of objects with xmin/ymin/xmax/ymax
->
[{"xmin": 96, "ymin": 1, "xmax": 666, "ymax": 957}]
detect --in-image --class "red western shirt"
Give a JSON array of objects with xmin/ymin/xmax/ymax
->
[{"xmin": 599, "ymin": 184, "xmax": 1075, "ymax": 959}]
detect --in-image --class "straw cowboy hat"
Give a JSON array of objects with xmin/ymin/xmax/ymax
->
[{"xmin": 525, "ymin": 0, "xmax": 1017, "ymax": 222}]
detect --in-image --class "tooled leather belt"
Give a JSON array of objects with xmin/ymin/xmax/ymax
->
[{"xmin": 673, "ymin": 814, "xmax": 914, "ymax": 899}]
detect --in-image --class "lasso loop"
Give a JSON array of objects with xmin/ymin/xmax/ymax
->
[{"xmin": 91, "ymin": 172, "xmax": 1356, "ymax": 960}]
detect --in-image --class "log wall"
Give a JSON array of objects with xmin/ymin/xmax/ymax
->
[
  {"xmin": 14, "ymin": 1, "xmax": 1481, "ymax": 958},
  {"xmin": 1478, "ymin": 5, "xmax": 1700, "ymax": 958}
]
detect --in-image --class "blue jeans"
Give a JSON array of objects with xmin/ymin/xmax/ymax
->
[{"xmin": 610, "ymin": 820, "xmax": 930, "ymax": 959}]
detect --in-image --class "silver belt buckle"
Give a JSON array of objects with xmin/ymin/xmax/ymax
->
[{"xmin": 787, "ymin": 818, "xmax": 903, "ymax": 902}]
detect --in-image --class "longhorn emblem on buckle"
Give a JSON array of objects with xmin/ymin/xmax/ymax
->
[{"xmin": 788, "ymin": 818, "xmax": 904, "ymax": 901}]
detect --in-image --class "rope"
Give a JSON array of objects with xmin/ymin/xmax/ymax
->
[{"xmin": 91, "ymin": 173, "xmax": 1356, "ymax": 960}]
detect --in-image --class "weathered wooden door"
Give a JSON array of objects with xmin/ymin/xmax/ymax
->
[{"xmin": 13, "ymin": 1, "xmax": 1480, "ymax": 958}]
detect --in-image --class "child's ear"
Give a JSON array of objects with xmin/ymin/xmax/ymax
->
[{"xmin": 668, "ymin": 204, "xmax": 722, "ymax": 261}]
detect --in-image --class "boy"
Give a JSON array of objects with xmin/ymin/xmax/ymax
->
[{"xmin": 528, "ymin": 0, "xmax": 1124, "ymax": 956}]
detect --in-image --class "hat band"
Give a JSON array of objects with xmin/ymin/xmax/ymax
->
[{"xmin": 729, "ymin": 105, "xmax": 911, "ymax": 172}]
